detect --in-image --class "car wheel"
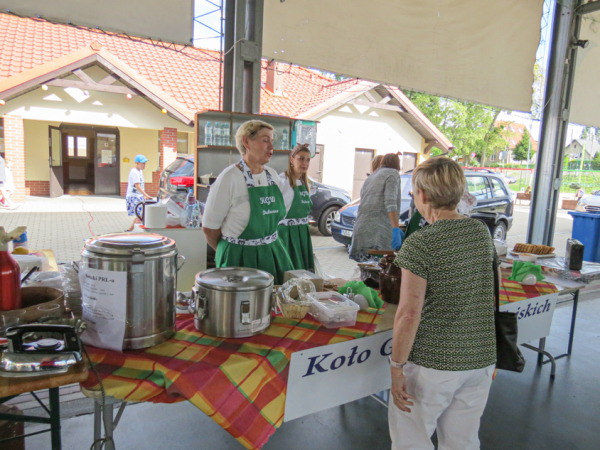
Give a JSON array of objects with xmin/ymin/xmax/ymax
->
[
  {"xmin": 318, "ymin": 206, "xmax": 339, "ymax": 236},
  {"xmin": 493, "ymin": 221, "xmax": 508, "ymax": 241}
]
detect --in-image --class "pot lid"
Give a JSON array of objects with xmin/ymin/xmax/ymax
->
[
  {"xmin": 83, "ymin": 233, "xmax": 176, "ymax": 256},
  {"xmin": 195, "ymin": 267, "xmax": 273, "ymax": 292}
]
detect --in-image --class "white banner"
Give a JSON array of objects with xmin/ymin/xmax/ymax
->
[
  {"xmin": 285, "ymin": 330, "xmax": 393, "ymax": 422},
  {"xmin": 285, "ymin": 292, "xmax": 559, "ymax": 421},
  {"xmin": 79, "ymin": 267, "xmax": 127, "ymax": 352},
  {"xmin": 500, "ymin": 293, "xmax": 558, "ymax": 345}
]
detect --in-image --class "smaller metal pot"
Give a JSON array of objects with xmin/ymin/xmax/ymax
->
[{"xmin": 190, "ymin": 267, "xmax": 273, "ymax": 338}]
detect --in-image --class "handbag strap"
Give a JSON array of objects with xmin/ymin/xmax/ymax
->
[{"xmin": 493, "ymin": 255, "xmax": 500, "ymax": 313}]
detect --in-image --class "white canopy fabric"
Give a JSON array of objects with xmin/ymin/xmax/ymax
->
[
  {"xmin": 570, "ymin": 11, "xmax": 600, "ymax": 128},
  {"xmin": 0, "ymin": 0, "xmax": 193, "ymax": 45},
  {"xmin": 263, "ymin": 0, "xmax": 543, "ymax": 113}
]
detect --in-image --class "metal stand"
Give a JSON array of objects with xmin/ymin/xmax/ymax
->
[
  {"xmin": 92, "ymin": 396, "xmax": 127, "ymax": 450},
  {"xmin": 0, "ymin": 387, "xmax": 62, "ymax": 449},
  {"xmin": 520, "ymin": 289, "xmax": 580, "ymax": 379},
  {"xmin": 370, "ymin": 390, "xmax": 390, "ymax": 408}
]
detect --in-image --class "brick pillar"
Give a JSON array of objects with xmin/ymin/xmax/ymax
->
[
  {"xmin": 3, "ymin": 115, "xmax": 26, "ymax": 203},
  {"xmin": 159, "ymin": 128, "xmax": 178, "ymax": 171}
]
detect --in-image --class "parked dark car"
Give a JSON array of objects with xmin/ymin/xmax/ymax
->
[
  {"xmin": 157, "ymin": 156, "xmax": 351, "ymax": 236},
  {"xmin": 331, "ymin": 171, "xmax": 514, "ymax": 246}
]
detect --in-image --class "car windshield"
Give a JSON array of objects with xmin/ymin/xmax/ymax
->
[
  {"xmin": 401, "ymin": 176, "xmax": 412, "ymax": 199},
  {"xmin": 166, "ymin": 158, "xmax": 194, "ymax": 176}
]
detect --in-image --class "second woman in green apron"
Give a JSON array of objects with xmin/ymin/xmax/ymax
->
[
  {"xmin": 202, "ymin": 120, "xmax": 293, "ymax": 284},
  {"xmin": 278, "ymin": 144, "xmax": 314, "ymax": 272}
]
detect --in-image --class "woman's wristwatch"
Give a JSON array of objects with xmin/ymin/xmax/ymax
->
[{"xmin": 388, "ymin": 356, "xmax": 407, "ymax": 369}]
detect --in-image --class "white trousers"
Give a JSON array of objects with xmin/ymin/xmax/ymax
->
[{"xmin": 388, "ymin": 362, "xmax": 495, "ymax": 450}]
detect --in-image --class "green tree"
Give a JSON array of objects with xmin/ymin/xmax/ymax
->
[
  {"xmin": 580, "ymin": 126, "xmax": 600, "ymax": 145},
  {"xmin": 403, "ymin": 91, "xmax": 504, "ymax": 165},
  {"xmin": 592, "ymin": 151, "xmax": 600, "ymax": 170},
  {"xmin": 512, "ymin": 128, "xmax": 531, "ymax": 162}
]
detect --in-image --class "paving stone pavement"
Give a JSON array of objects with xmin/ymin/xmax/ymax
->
[
  {"xmin": 0, "ymin": 196, "xmax": 133, "ymax": 262},
  {"xmin": 0, "ymin": 196, "xmax": 359, "ymax": 278}
]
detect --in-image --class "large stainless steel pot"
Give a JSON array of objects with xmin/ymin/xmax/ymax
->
[
  {"xmin": 190, "ymin": 267, "xmax": 273, "ymax": 338},
  {"xmin": 81, "ymin": 233, "xmax": 185, "ymax": 349}
]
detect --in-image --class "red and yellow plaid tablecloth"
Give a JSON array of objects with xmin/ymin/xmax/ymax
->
[
  {"xmin": 499, "ymin": 275, "xmax": 559, "ymax": 305},
  {"xmin": 81, "ymin": 309, "xmax": 383, "ymax": 450}
]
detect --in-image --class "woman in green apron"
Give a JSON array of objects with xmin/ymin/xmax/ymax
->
[
  {"xmin": 278, "ymin": 144, "xmax": 314, "ymax": 272},
  {"xmin": 202, "ymin": 120, "xmax": 293, "ymax": 284}
]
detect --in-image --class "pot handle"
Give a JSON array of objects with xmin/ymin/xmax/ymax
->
[
  {"xmin": 135, "ymin": 201, "xmax": 145, "ymax": 221},
  {"xmin": 191, "ymin": 287, "xmax": 208, "ymax": 320},
  {"xmin": 176, "ymin": 255, "xmax": 186, "ymax": 272}
]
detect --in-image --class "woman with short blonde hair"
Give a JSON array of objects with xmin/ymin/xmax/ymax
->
[
  {"xmin": 388, "ymin": 156, "xmax": 496, "ymax": 450},
  {"xmin": 278, "ymin": 144, "xmax": 314, "ymax": 271},
  {"xmin": 203, "ymin": 120, "xmax": 293, "ymax": 284}
]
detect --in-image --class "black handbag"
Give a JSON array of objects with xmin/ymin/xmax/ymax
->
[{"xmin": 493, "ymin": 258, "xmax": 526, "ymax": 372}]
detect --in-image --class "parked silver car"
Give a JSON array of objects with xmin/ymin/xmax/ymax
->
[{"xmin": 576, "ymin": 191, "xmax": 600, "ymax": 212}]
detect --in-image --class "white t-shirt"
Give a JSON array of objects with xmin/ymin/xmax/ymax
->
[
  {"xmin": 4, "ymin": 168, "xmax": 15, "ymax": 192},
  {"xmin": 203, "ymin": 164, "xmax": 283, "ymax": 238},
  {"xmin": 126, "ymin": 168, "xmax": 144, "ymax": 197},
  {"xmin": 278, "ymin": 173, "xmax": 304, "ymax": 213}
]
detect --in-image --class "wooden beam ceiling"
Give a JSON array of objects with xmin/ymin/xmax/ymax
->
[
  {"xmin": 46, "ymin": 78, "xmax": 137, "ymax": 96},
  {"xmin": 350, "ymin": 99, "xmax": 404, "ymax": 113}
]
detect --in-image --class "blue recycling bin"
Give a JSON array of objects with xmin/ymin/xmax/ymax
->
[{"xmin": 569, "ymin": 211, "xmax": 600, "ymax": 263}]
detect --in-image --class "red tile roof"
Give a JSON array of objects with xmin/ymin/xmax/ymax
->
[
  {"xmin": 0, "ymin": 13, "xmax": 356, "ymax": 117},
  {"xmin": 494, "ymin": 121, "xmax": 538, "ymax": 151}
]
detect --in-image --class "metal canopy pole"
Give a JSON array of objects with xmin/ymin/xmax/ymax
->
[
  {"xmin": 527, "ymin": 0, "xmax": 583, "ymax": 245},
  {"xmin": 222, "ymin": 0, "xmax": 263, "ymax": 113}
]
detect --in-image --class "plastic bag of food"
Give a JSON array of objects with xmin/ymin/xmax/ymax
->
[{"xmin": 276, "ymin": 278, "xmax": 315, "ymax": 319}]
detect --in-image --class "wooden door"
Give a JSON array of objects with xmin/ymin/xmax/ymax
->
[
  {"xmin": 307, "ymin": 144, "xmax": 324, "ymax": 183},
  {"xmin": 48, "ymin": 126, "xmax": 64, "ymax": 198},
  {"xmin": 352, "ymin": 149, "xmax": 374, "ymax": 199}
]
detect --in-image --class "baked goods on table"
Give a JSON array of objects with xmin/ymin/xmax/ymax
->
[{"xmin": 513, "ymin": 243, "xmax": 555, "ymax": 255}]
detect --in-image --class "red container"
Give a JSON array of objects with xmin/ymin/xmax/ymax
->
[{"xmin": 0, "ymin": 250, "xmax": 21, "ymax": 310}]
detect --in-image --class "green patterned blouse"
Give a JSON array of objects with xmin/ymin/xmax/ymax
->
[{"xmin": 394, "ymin": 218, "xmax": 497, "ymax": 371}]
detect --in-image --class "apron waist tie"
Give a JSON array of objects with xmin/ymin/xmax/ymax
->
[
  {"xmin": 222, "ymin": 231, "xmax": 279, "ymax": 246},
  {"xmin": 279, "ymin": 217, "xmax": 309, "ymax": 226}
]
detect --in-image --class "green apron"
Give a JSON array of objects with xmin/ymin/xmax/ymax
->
[
  {"xmin": 405, "ymin": 210, "xmax": 429, "ymax": 238},
  {"xmin": 278, "ymin": 181, "xmax": 315, "ymax": 271},
  {"xmin": 215, "ymin": 160, "xmax": 293, "ymax": 284}
]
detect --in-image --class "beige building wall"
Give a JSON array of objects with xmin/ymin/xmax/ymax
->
[
  {"xmin": 315, "ymin": 93, "xmax": 424, "ymax": 195},
  {"xmin": 24, "ymin": 119, "xmax": 62, "ymax": 181}
]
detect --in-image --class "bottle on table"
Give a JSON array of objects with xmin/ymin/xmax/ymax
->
[
  {"xmin": 204, "ymin": 122, "xmax": 213, "ymax": 145},
  {"xmin": 222, "ymin": 123, "xmax": 231, "ymax": 146},
  {"xmin": 281, "ymin": 128, "xmax": 289, "ymax": 150},
  {"xmin": 185, "ymin": 189, "xmax": 201, "ymax": 229},
  {"xmin": 13, "ymin": 232, "xmax": 28, "ymax": 249},
  {"xmin": 214, "ymin": 122, "xmax": 221, "ymax": 146}
]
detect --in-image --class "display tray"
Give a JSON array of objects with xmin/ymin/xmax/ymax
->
[{"xmin": 509, "ymin": 251, "xmax": 556, "ymax": 259}]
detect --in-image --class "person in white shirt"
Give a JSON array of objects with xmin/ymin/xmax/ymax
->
[
  {"xmin": 202, "ymin": 120, "xmax": 293, "ymax": 284},
  {"xmin": 126, "ymin": 155, "xmax": 152, "ymax": 231},
  {"xmin": 0, "ymin": 157, "xmax": 16, "ymax": 209}
]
